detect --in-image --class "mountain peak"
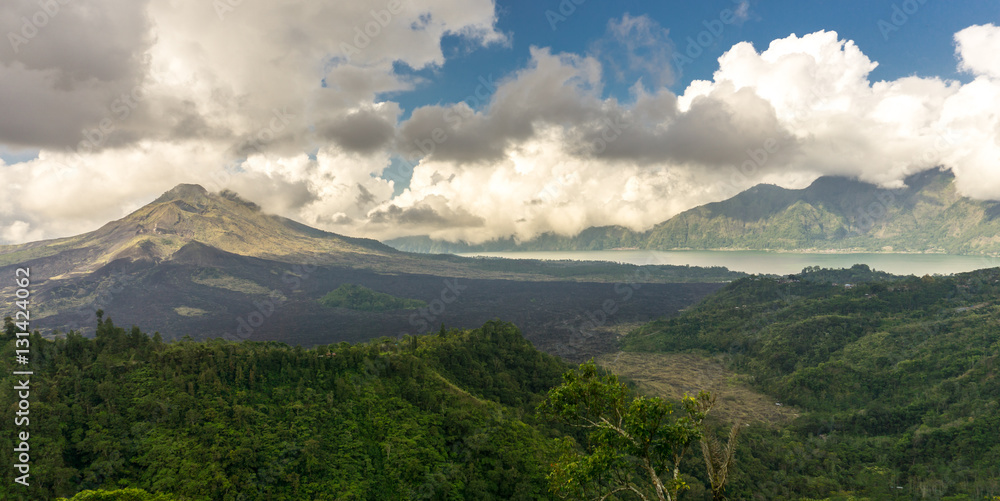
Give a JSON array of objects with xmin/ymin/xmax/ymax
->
[{"xmin": 153, "ymin": 184, "xmax": 209, "ymax": 204}]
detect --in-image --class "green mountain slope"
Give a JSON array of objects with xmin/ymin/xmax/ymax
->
[
  {"xmin": 388, "ymin": 169, "xmax": 1000, "ymax": 256},
  {"xmin": 641, "ymin": 169, "xmax": 1000, "ymax": 253},
  {"xmin": 622, "ymin": 265, "xmax": 1000, "ymax": 499},
  {"xmin": 0, "ymin": 318, "xmax": 570, "ymax": 500}
]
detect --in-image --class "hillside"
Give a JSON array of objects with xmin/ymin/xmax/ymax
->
[
  {"xmin": 0, "ymin": 184, "xmax": 399, "ymax": 279},
  {"xmin": 388, "ymin": 169, "xmax": 1000, "ymax": 256},
  {"xmin": 0, "ymin": 184, "xmax": 740, "ymax": 284},
  {"xmin": 621, "ymin": 265, "xmax": 1000, "ymax": 499},
  {"xmin": 0, "ymin": 184, "xmax": 740, "ymax": 348},
  {"xmin": 6, "ymin": 263, "xmax": 1000, "ymax": 499},
  {"xmin": 0, "ymin": 319, "xmax": 571, "ymax": 500}
]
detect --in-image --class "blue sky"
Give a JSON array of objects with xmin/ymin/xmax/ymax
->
[
  {"xmin": 1, "ymin": 0, "xmax": 999, "ymax": 244},
  {"xmin": 389, "ymin": 0, "xmax": 999, "ymax": 118}
]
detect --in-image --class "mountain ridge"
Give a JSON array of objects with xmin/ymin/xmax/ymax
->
[
  {"xmin": 0, "ymin": 184, "xmax": 400, "ymax": 280},
  {"xmin": 387, "ymin": 169, "xmax": 1000, "ymax": 256},
  {"xmin": 0, "ymin": 183, "xmax": 740, "ymax": 342}
]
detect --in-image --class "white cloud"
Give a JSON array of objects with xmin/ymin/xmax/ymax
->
[
  {"xmin": 373, "ymin": 26, "xmax": 1000, "ymax": 244},
  {"xmin": 0, "ymin": 0, "xmax": 502, "ymax": 243},
  {"xmin": 1, "ymin": 5, "xmax": 1000, "ymax": 249},
  {"xmin": 1, "ymin": 221, "xmax": 44, "ymax": 245},
  {"xmin": 956, "ymin": 23, "xmax": 1000, "ymax": 79}
]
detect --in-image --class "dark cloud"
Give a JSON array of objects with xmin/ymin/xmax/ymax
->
[
  {"xmin": 0, "ymin": 0, "xmax": 153, "ymax": 148},
  {"xmin": 395, "ymin": 48, "xmax": 604, "ymax": 163},
  {"xmin": 318, "ymin": 109, "xmax": 396, "ymax": 153},
  {"xmin": 0, "ymin": 0, "xmax": 152, "ymax": 82},
  {"xmin": 573, "ymin": 85, "xmax": 797, "ymax": 166},
  {"xmin": 368, "ymin": 196, "xmax": 485, "ymax": 228},
  {"xmin": 223, "ymin": 174, "xmax": 318, "ymax": 216},
  {"xmin": 355, "ymin": 183, "xmax": 377, "ymax": 208},
  {"xmin": 397, "ymin": 47, "xmax": 796, "ymax": 170},
  {"xmin": 395, "ymin": 104, "xmax": 508, "ymax": 163}
]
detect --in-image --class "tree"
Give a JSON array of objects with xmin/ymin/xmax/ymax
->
[
  {"xmin": 56, "ymin": 488, "xmax": 178, "ymax": 500},
  {"xmin": 697, "ymin": 398, "xmax": 742, "ymax": 501},
  {"xmin": 539, "ymin": 360, "xmax": 712, "ymax": 501},
  {"xmin": 3, "ymin": 316, "xmax": 15, "ymax": 338}
]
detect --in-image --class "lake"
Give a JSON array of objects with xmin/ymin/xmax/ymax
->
[{"xmin": 456, "ymin": 250, "xmax": 1000, "ymax": 276}]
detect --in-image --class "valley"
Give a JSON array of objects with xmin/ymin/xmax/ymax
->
[
  {"xmin": 0, "ymin": 185, "xmax": 737, "ymax": 362},
  {"xmin": 26, "ymin": 247, "xmax": 725, "ymax": 361},
  {"xmin": 4, "ymin": 3, "xmax": 1000, "ymax": 499},
  {"xmin": 3, "ymin": 184, "xmax": 999, "ymax": 500}
]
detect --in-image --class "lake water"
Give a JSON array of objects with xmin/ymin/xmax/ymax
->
[{"xmin": 456, "ymin": 250, "xmax": 1000, "ymax": 276}]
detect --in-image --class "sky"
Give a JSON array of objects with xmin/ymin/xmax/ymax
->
[{"xmin": 0, "ymin": 0, "xmax": 999, "ymax": 245}]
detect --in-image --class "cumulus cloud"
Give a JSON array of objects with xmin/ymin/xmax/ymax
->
[
  {"xmin": 369, "ymin": 195, "xmax": 486, "ymax": 229},
  {"xmin": 1, "ymin": 2, "xmax": 1000, "ymax": 249},
  {"xmin": 374, "ymin": 26, "xmax": 1000, "ymax": 244},
  {"xmin": 956, "ymin": 23, "xmax": 1000, "ymax": 79},
  {"xmin": 316, "ymin": 105, "xmax": 399, "ymax": 154},
  {"xmin": 0, "ymin": 0, "xmax": 503, "ymax": 243},
  {"xmin": 0, "ymin": 0, "xmax": 153, "ymax": 148},
  {"xmin": 395, "ymin": 47, "xmax": 603, "ymax": 164}
]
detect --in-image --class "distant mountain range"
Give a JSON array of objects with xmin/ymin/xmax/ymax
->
[
  {"xmin": 387, "ymin": 169, "xmax": 1000, "ymax": 256},
  {"xmin": 0, "ymin": 184, "xmax": 735, "ymax": 352}
]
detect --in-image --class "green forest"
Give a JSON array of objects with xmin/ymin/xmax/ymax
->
[
  {"xmin": 624, "ymin": 265, "xmax": 1000, "ymax": 499},
  {"xmin": 318, "ymin": 284, "xmax": 427, "ymax": 311},
  {"xmin": 1, "ymin": 317, "xmax": 573, "ymax": 500},
  {"xmin": 4, "ymin": 265, "xmax": 1000, "ymax": 500}
]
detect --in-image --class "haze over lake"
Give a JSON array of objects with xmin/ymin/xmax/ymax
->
[{"xmin": 456, "ymin": 250, "xmax": 1000, "ymax": 276}]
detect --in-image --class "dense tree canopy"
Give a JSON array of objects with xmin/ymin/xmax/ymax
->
[
  {"xmin": 624, "ymin": 266, "xmax": 1000, "ymax": 499},
  {"xmin": 539, "ymin": 361, "xmax": 713, "ymax": 501},
  {"xmin": 318, "ymin": 283, "xmax": 427, "ymax": 311},
  {"xmin": 0, "ymin": 317, "xmax": 571, "ymax": 500}
]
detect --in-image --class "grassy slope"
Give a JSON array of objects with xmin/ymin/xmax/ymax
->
[{"xmin": 596, "ymin": 352, "xmax": 800, "ymax": 425}]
